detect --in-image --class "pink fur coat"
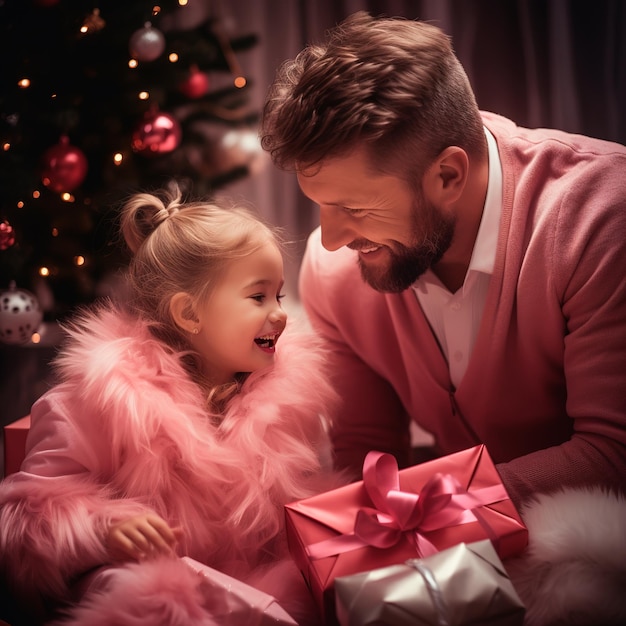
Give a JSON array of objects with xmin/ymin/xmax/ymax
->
[{"xmin": 0, "ymin": 304, "xmax": 343, "ymax": 625}]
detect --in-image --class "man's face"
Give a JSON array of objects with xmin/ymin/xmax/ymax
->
[{"xmin": 297, "ymin": 149, "xmax": 455, "ymax": 292}]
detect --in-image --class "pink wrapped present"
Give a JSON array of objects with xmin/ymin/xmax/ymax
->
[
  {"xmin": 334, "ymin": 540, "xmax": 525, "ymax": 625},
  {"xmin": 3, "ymin": 414, "xmax": 30, "ymax": 476},
  {"xmin": 285, "ymin": 445, "xmax": 527, "ymax": 621},
  {"xmin": 182, "ymin": 557, "xmax": 298, "ymax": 625}
]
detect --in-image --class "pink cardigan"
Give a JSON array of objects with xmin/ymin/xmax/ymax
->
[{"xmin": 299, "ymin": 112, "xmax": 626, "ymax": 506}]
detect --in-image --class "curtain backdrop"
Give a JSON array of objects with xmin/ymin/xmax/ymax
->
[{"xmin": 213, "ymin": 0, "xmax": 626, "ymax": 297}]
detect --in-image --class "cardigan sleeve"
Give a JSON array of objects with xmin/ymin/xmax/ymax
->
[{"xmin": 500, "ymin": 162, "xmax": 626, "ymax": 505}]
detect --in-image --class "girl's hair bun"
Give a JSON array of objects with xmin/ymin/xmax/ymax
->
[{"xmin": 120, "ymin": 183, "xmax": 183, "ymax": 254}]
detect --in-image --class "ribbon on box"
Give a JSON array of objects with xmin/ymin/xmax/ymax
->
[
  {"xmin": 407, "ymin": 559, "xmax": 451, "ymax": 626},
  {"xmin": 306, "ymin": 451, "xmax": 507, "ymax": 560}
]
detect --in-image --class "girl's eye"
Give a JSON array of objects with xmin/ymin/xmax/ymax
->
[{"xmin": 250, "ymin": 292, "xmax": 285, "ymax": 303}]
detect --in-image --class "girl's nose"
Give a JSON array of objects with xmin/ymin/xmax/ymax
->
[{"xmin": 269, "ymin": 306, "xmax": 287, "ymax": 328}]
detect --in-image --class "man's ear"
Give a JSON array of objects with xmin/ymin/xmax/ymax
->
[
  {"xmin": 169, "ymin": 292, "xmax": 199, "ymax": 333},
  {"xmin": 422, "ymin": 146, "xmax": 468, "ymax": 207}
]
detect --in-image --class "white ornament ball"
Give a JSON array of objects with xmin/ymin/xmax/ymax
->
[
  {"xmin": 129, "ymin": 23, "xmax": 166, "ymax": 62},
  {"xmin": 0, "ymin": 282, "xmax": 43, "ymax": 345}
]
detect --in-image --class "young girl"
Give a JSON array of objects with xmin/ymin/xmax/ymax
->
[{"xmin": 0, "ymin": 184, "xmax": 342, "ymax": 626}]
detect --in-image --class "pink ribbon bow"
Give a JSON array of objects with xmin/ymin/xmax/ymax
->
[{"xmin": 306, "ymin": 451, "xmax": 507, "ymax": 560}]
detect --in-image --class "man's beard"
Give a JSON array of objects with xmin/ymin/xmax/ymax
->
[{"xmin": 357, "ymin": 200, "xmax": 456, "ymax": 293}]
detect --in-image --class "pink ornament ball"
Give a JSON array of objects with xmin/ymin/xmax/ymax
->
[
  {"xmin": 179, "ymin": 67, "xmax": 210, "ymax": 99},
  {"xmin": 0, "ymin": 282, "xmax": 43, "ymax": 345},
  {"xmin": 0, "ymin": 220, "xmax": 16, "ymax": 250},
  {"xmin": 41, "ymin": 136, "xmax": 88, "ymax": 193},
  {"xmin": 132, "ymin": 111, "xmax": 182, "ymax": 156}
]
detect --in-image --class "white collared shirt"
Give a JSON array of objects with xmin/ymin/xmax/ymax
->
[{"xmin": 411, "ymin": 127, "xmax": 503, "ymax": 389}]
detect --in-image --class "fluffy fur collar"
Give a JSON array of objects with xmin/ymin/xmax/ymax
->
[{"xmin": 58, "ymin": 298, "xmax": 339, "ymax": 499}]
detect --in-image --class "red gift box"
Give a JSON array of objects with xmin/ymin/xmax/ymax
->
[
  {"xmin": 285, "ymin": 445, "xmax": 528, "ymax": 622},
  {"xmin": 3, "ymin": 414, "xmax": 30, "ymax": 477}
]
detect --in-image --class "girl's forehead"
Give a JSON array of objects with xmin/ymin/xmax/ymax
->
[{"xmin": 215, "ymin": 239, "xmax": 284, "ymax": 283}]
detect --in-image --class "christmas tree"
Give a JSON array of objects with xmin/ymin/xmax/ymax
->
[{"xmin": 0, "ymin": 0, "xmax": 260, "ymax": 344}]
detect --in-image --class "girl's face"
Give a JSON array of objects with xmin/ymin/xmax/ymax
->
[{"xmin": 191, "ymin": 239, "xmax": 288, "ymax": 385}]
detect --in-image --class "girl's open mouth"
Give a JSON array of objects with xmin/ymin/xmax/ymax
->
[{"xmin": 254, "ymin": 333, "xmax": 279, "ymax": 352}]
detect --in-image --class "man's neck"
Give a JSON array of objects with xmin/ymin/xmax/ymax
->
[
  {"xmin": 432, "ymin": 157, "xmax": 490, "ymax": 293},
  {"xmin": 431, "ymin": 261, "xmax": 470, "ymax": 294}
]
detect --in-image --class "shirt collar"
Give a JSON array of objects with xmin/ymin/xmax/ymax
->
[{"xmin": 467, "ymin": 126, "xmax": 503, "ymax": 276}]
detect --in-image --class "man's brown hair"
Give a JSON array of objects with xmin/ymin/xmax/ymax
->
[{"xmin": 261, "ymin": 11, "xmax": 486, "ymax": 185}]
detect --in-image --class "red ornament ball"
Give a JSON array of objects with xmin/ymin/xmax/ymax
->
[
  {"xmin": 0, "ymin": 220, "xmax": 16, "ymax": 250},
  {"xmin": 0, "ymin": 282, "xmax": 43, "ymax": 345},
  {"xmin": 41, "ymin": 136, "xmax": 88, "ymax": 193},
  {"xmin": 179, "ymin": 67, "xmax": 210, "ymax": 99},
  {"xmin": 129, "ymin": 23, "xmax": 166, "ymax": 62},
  {"xmin": 132, "ymin": 111, "xmax": 182, "ymax": 156}
]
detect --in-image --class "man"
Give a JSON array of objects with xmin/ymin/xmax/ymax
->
[{"xmin": 260, "ymin": 11, "xmax": 626, "ymax": 509}]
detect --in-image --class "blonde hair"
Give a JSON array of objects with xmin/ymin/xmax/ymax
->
[{"xmin": 119, "ymin": 181, "xmax": 283, "ymax": 412}]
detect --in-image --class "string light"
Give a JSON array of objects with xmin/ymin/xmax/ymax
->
[
  {"xmin": 32, "ymin": 190, "xmax": 40, "ymax": 198},
  {"xmin": 74, "ymin": 256, "xmax": 86, "ymax": 266},
  {"xmin": 51, "ymin": 228, "xmax": 59, "ymax": 237},
  {"xmin": 3, "ymin": 143, "xmax": 10, "ymax": 151},
  {"xmin": 17, "ymin": 201, "xmax": 24, "ymax": 209},
  {"xmin": 18, "ymin": 78, "xmax": 30, "ymax": 88},
  {"xmin": 129, "ymin": 59, "xmax": 138, "ymax": 69},
  {"xmin": 31, "ymin": 333, "xmax": 41, "ymax": 344},
  {"xmin": 113, "ymin": 153, "xmax": 123, "ymax": 165},
  {"xmin": 80, "ymin": 8, "xmax": 105, "ymax": 34},
  {"xmin": 138, "ymin": 91, "xmax": 150, "ymax": 100},
  {"xmin": 168, "ymin": 52, "xmax": 179, "ymax": 63},
  {"xmin": 234, "ymin": 76, "xmax": 247, "ymax": 88},
  {"xmin": 61, "ymin": 193, "xmax": 75, "ymax": 202},
  {"xmin": 39, "ymin": 267, "xmax": 50, "ymax": 277}
]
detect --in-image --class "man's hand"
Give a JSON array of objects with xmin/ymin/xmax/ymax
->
[{"xmin": 105, "ymin": 514, "xmax": 183, "ymax": 562}]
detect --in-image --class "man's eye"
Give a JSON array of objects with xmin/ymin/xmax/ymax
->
[
  {"xmin": 250, "ymin": 294, "xmax": 265, "ymax": 302},
  {"xmin": 344, "ymin": 207, "xmax": 366, "ymax": 216}
]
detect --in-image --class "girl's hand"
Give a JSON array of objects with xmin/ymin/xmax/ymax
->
[{"xmin": 105, "ymin": 514, "xmax": 183, "ymax": 562}]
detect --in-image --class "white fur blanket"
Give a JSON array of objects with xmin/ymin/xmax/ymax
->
[{"xmin": 505, "ymin": 487, "xmax": 626, "ymax": 626}]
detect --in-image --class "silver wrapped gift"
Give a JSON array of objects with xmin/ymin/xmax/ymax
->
[{"xmin": 334, "ymin": 540, "xmax": 525, "ymax": 626}]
